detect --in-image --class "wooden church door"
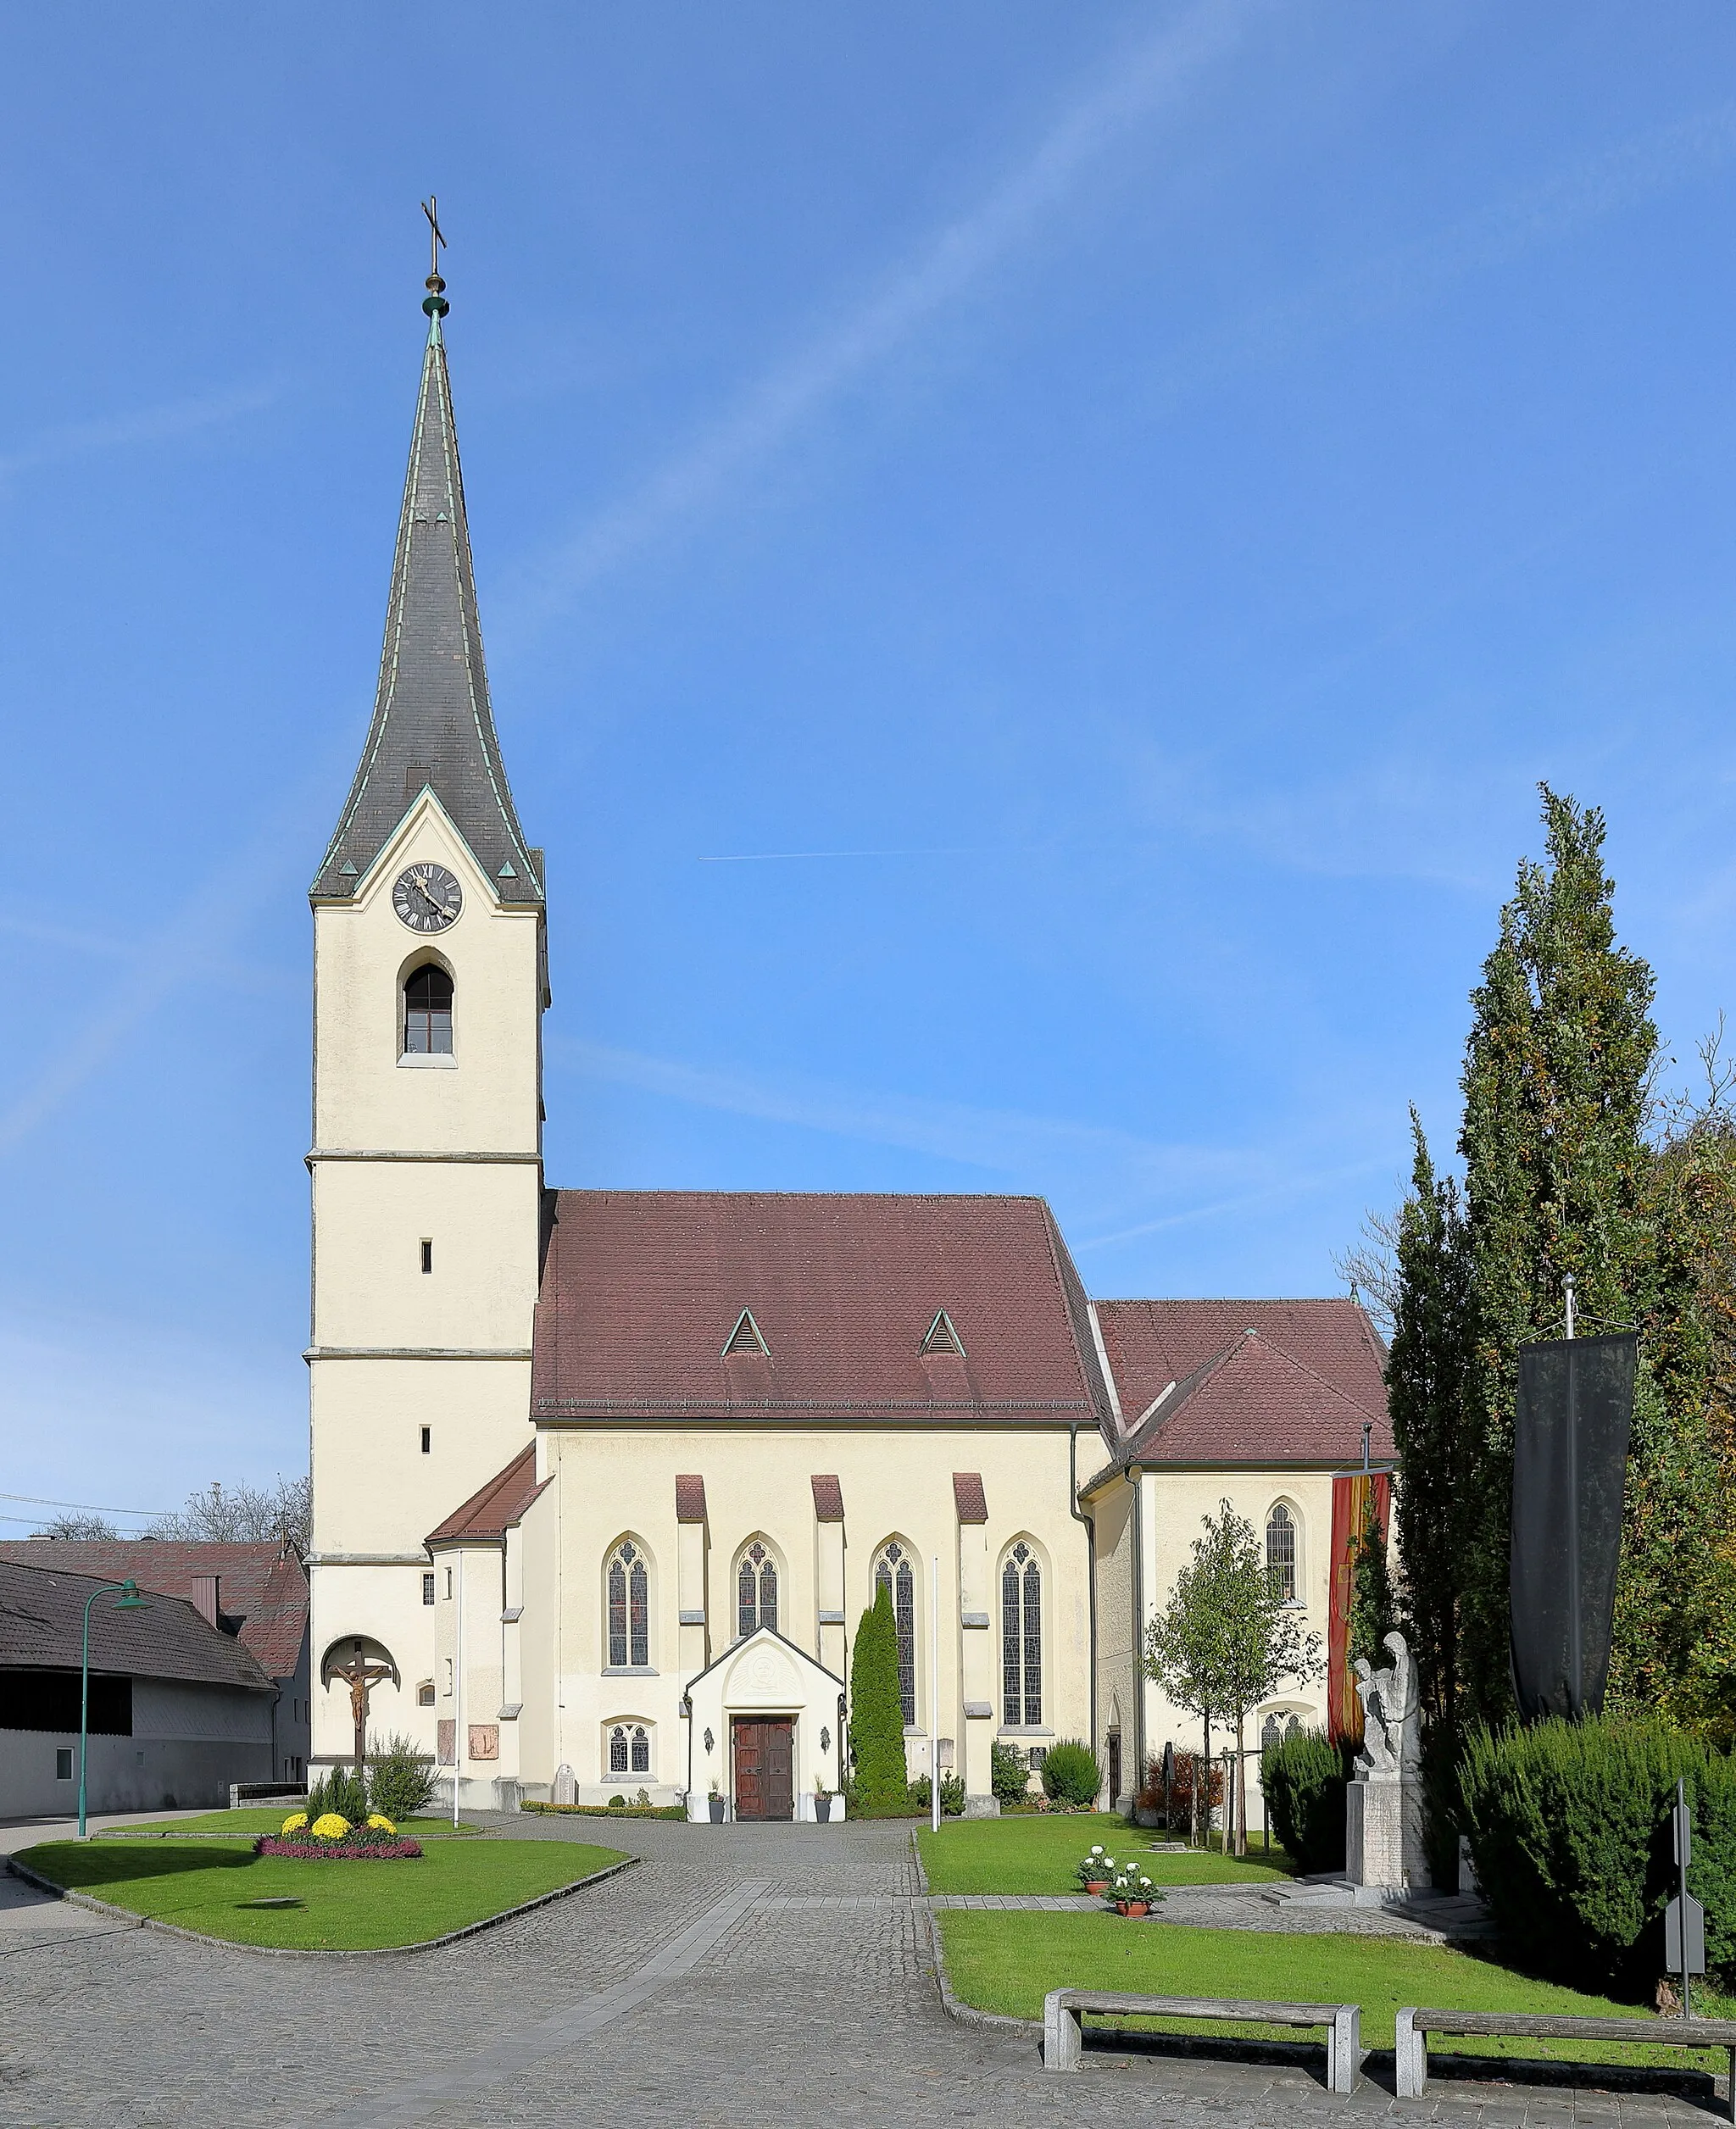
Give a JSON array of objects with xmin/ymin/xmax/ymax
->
[{"xmin": 732, "ymin": 1717, "xmax": 794, "ymax": 1820}]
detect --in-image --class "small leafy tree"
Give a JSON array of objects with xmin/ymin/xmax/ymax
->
[
  {"xmin": 1145, "ymin": 1502, "xmax": 1322, "ymax": 1854},
  {"xmin": 848, "ymin": 1584, "xmax": 907, "ymax": 1812},
  {"xmin": 367, "ymin": 1731, "xmax": 437, "ymax": 1823},
  {"xmin": 989, "ymin": 1738, "xmax": 1029, "ymax": 1808}
]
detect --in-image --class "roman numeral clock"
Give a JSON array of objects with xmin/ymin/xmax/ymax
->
[{"xmin": 392, "ymin": 863, "xmax": 463, "ymax": 932}]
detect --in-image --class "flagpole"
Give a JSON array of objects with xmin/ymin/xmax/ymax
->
[
  {"xmin": 453, "ymin": 1559, "xmax": 464, "ymax": 1831},
  {"xmin": 931, "ymin": 1555, "xmax": 941, "ymax": 1834}
]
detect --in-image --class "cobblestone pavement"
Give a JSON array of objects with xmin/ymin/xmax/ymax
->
[{"xmin": 0, "ymin": 1815, "xmax": 1722, "ymax": 2127}]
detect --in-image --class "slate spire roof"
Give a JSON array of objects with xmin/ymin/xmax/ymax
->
[{"xmin": 312, "ymin": 296, "xmax": 542, "ymax": 904}]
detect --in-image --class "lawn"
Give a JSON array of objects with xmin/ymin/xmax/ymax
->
[
  {"xmin": 939, "ymin": 1913, "xmax": 1736, "ymax": 2074},
  {"xmin": 918, "ymin": 1813, "xmax": 1295, "ymax": 1894},
  {"xmin": 103, "ymin": 1810, "xmax": 480, "ymax": 1839},
  {"xmin": 20, "ymin": 1837, "xmax": 626, "ymax": 1951}
]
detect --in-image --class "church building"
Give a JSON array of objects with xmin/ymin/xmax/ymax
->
[{"xmin": 304, "ymin": 271, "xmax": 1394, "ymax": 1820}]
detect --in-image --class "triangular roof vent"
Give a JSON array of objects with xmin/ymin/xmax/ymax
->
[
  {"xmin": 722, "ymin": 1308, "xmax": 770, "ymax": 1359},
  {"xmin": 921, "ymin": 1309, "xmax": 965, "ymax": 1359}
]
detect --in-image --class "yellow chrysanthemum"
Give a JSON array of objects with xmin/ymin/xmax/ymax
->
[
  {"xmin": 310, "ymin": 1812, "xmax": 351, "ymax": 1839},
  {"xmin": 280, "ymin": 1812, "xmax": 309, "ymax": 1836},
  {"xmin": 365, "ymin": 1815, "xmax": 397, "ymax": 1834}
]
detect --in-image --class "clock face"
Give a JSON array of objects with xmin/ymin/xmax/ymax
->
[{"xmin": 392, "ymin": 863, "xmax": 463, "ymax": 932}]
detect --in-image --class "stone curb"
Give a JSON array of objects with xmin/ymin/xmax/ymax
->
[
  {"xmin": 5, "ymin": 1850, "xmax": 639, "ymax": 1960},
  {"xmin": 909, "ymin": 1830, "xmax": 1038, "ymax": 2037}
]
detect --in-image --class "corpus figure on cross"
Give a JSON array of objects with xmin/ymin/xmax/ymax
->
[{"xmin": 328, "ymin": 1638, "xmax": 396, "ymax": 1776}]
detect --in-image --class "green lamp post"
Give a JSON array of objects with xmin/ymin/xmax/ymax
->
[{"xmin": 78, "ymin": 1580, "xmax": 149, "ymax": 1838}]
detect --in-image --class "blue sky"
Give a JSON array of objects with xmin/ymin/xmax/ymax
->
[{"xmin": 4, "ymin": 3, "xmax": 1735, "ymax": 1528}]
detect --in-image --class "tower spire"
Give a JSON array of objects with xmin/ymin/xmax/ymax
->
[{"xmin": 312, "ymin": 212, "xmax": 542, "ymax": 905}]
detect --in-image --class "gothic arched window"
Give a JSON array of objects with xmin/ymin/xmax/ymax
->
[
  {"xmin": 1266, "ymin": 1504, "xmax": 1298, "ymax": 1604},
  {"xmin": 874, "ymin": 1542, "xmax": 916, "ymax": 1726},
  {"xmin": 608, "ymin": 1722, "xmax": 651, "ymax": 1776},
  {"xmin": 1001, "ymin": 1541, "xmax": 1042, "ymax": 1727},
  {"xmin": 736, "ymin": 1541, "xmax": 777, "ymax": 1640},
  {"xmin": 606, "ymin": 1540, "xmax": 649, "ymax": 1669},
  {"xmin": 403, "ymin": 964, "xmax": 453, "ymax": 1055}
]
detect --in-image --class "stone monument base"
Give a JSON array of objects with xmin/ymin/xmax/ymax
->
[{"xmin": 1346, "ymin": 1769, "xmax": 1427, "ymax": 1890}]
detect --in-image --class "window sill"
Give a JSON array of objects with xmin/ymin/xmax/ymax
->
[
  {"xmin": 602, "ymin": 1665, "xmax": 659, "ymax": 1678},
  {"xmin": 398, "ymin": 1053, "xmax": 458, "ymax": 1070},
  {"xmin": 999, "ymin": 1726, "xmax": 1053, "ymax": 1738}
]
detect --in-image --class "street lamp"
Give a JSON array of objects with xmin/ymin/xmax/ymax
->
[{"xmin": 79, "ymin": 1580, "xmax": 149, "ymax": 1839}]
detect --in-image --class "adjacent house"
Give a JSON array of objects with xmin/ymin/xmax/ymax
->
[
  {"xmin": 0, "ymin": 1539, "xmax": 309, "ymax": 1789},
  {"xmin": 0, "ymin": 1559, "xmax": 280, "ymax": 1815}
]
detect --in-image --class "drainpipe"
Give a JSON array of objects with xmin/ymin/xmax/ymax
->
[
  {"xmin": 1068, "ymin": 1426, "xmax": 1097, "ymax": 1789},
  {"xmin": 682, "ymin": 1691, "xmax": 694, "ymax": 1821}
]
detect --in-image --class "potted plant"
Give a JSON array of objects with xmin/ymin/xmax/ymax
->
[
  {"xmin": 814, "ymin": 1776, "xmax": 833, "ymax": 1824},
  {"xmin": 1075, "ymin": 1843, "xmax": 1113, "ymax": 1895},
  {"xmin": 1102, "ymin": 1864, "xmax": 1161, "ymax": 1918},
  {"xmin": 708, "ymin": 1779, "xmax": 726, "ymax": 1825}
]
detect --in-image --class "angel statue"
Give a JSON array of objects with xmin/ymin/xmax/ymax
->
[{"xmin": 1352, "ymin": 1631, "xmax": 1420, "ymax": 1775}]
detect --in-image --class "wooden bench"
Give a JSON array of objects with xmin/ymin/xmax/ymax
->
[
  {"xmin": 1396, "ymin": 2008, "xmax": 1736, "ymax": 2120},
  {"xmin": 1043, "ymin": 1989, "xmax": 1360, "ymax": 2090}
]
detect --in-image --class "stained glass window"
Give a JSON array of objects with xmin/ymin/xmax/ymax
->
[
  {"xmin": 607, "ymin": 1541, "xmax": 649, "ymax": 1667},
  {"xmin": 737, "ymin": 1541, "xmax": 776, "ymax": 1640},
  {"xmin": 630, "ymin": 1725, "xmax": 649, "ymax": 1775},
  {"xmin": 875, "ymin": 1542, "xmax": 916, "ymax": 1726},
  {"xmin": 1266, "ymin": 1506, "xmax": 1297, "ymax": 1604},
  {"xmin": 609, "ymin": 1725, "xmax": 628, "ymax": 1774},
  {"xmin": 1001, "ymin": 1542, "xmax": 1041, "ymax": 1726}
]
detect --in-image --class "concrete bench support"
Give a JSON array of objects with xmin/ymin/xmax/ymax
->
[
  {"xmin": 1043, "ymin": 1989, "xmax": 1360, "ymax": 2092},
  {"xmin": 1396, "ymin": 2007, "xmax": 1736, "ymax": 2121}
]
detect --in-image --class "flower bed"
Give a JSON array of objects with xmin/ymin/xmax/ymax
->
[{"xmin": 255, "ymin": 1834, "xmax": 423, "ymax": 1860}]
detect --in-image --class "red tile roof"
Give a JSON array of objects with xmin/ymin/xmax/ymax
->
[
  {"xmin": 0, "ymin": 1559, "xmax": 276, "ymax": 1692},
  {"xmin": 953, "ymin": 1472, "xmax": 988, "ymax": 1524},
  {"xmin": 531, "ymin": 1192, "xmax": 1113, "ymax": 1427},
  {"xmin": 675, "ymin": 1475, "xmax": 708, "ymax": 1524},
  {"xmin": 1093, "ymin": 1299, "xmax": 1390, "ymax": 1468},
  {"xmin": 426, "ymin": 1446, "xmax": 549, "ymax": 1547},
  {"xmin": 811, "ymin": 1475, "xmax": 844, "ymax": 1522},
  {"xmin": 0, "ymin": 1538, "xmax": 308, "ymax": 1681}
]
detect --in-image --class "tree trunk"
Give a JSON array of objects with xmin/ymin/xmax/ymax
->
[
  {"xmin": 1234, "ymin": 1713, "xmax": 1247, "ymax": 1857},
  {"xmin": 1199, "ymin": 1708, "xmax": 1210, "ymax": 1849}
]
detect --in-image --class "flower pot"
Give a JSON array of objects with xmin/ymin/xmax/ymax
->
[
  {"xmin": 709, "ymin": 1797, "xmax": 726, "ymax": 1824},
  {"xmin": 1115, "ymin": 1900, "xmax": 1149, "ymax": 1918},
  {"xmin": 815, "ymin": 1796, "xmax": 832, "ymax": 1823},
  {"xmin": 1083, "ymin": 1880, "xmax": 1110, "ymax": 1895}
]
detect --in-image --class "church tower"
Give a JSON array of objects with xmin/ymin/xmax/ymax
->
[{"xmin": 305, "ymin": 256, "xmax": 547, "ymax": 1772}]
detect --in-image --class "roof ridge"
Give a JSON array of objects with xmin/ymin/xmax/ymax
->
[{"xmin": 1244, "ymin": 1335, "xmax": 1386, "ymax": 1424}]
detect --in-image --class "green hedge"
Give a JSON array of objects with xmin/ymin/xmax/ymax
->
[
  {"xmin": 1459, "ymin": 1715, "xmax": 1736, "ymax": 1991},
  {"xmin": 1260, "ymin": 1729, "xmax": 1353, "ymax": 1873}
]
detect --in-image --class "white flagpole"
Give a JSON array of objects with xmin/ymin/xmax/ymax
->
[
  {"xmin": 453, "ymin": 1559, "xmax": 463, "ymax": 1830},
  {"xmin": 931, "ymin": 1555, "xmax": 941, "ymax": 1834}
]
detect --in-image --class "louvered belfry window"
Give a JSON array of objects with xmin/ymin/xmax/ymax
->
[
  {"xmin": 403, "ymin": 964, "xmax": 453, "ymax": 1054},
  {"xmin": 607, "ymin": 1542, "xmax": 648, "ymax": 1668},
  {"xmin": 737, "ymin": 1541, "xmax": 776, "ymax": 1640},
  {"xmin": 1002, "ymin": 1543, "xmax": 1042, "ymax": 1726},
  {"xmin": 875, "ymin": 1543, "xmax": 916, "ymax": 1726}
]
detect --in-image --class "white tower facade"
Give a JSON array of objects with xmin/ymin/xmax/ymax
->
[{"xmin": 305, "ymin": 276, "xmax": 547, "ymax": 1774}]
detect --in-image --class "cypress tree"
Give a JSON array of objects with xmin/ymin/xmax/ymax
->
[
  {"xmin": 848, "ymin": 1584, "xmax": 908, "ymax": 1809},
  {"xmin": 1386, "ymin": 1110, "xmax": 1471, "ymax": 1736},
  {"xmin": 1457, "ymin": 787, "xmax": 1666, "ymax": 1723}
]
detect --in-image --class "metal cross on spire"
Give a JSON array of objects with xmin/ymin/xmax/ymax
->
[{"xmin": 420, "ymin": 197, "xmax": 450, "ymax": 320}]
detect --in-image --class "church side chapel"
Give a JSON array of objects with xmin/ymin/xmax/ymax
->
[{"xmin": 304, "ymin": 259, "xmax": 1395, "ymax": 1819}]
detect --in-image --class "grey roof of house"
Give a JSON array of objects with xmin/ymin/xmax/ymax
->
[
  {"xmin": 0, "ymin": 1559, "xmax": 275, "ymax": 1693},
  {"xmin": 310, "ymin": 305, "xmax": 542, "ymax": 907}
]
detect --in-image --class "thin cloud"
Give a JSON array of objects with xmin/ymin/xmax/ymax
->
[
  {"xmin": 499, "ymin": 0, "xmax": 1261, "ymax": 632},
  {"xmin": 0, "ymin": 380, "xmax": 280, "ymax": 485},
  {"xmin": 1077, "ymin": 1159, "xmax": 1384, "ymax": 1251}
]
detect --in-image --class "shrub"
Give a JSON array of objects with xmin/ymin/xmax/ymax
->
[
  {"xmin": 849, "ymin": 1584, "xmax": 908, "ymax": 1810},
  {"xmin": 367, "ymin": 1732, "xmax": 437, "ymax": 1825},
  {"xmin": 307, "ymin": 1765, "xmax": 368, "ymax": 1826},
  {"xmin": 1260, "ymin": 1728, "xmax": 1353, "ymax": 1873},
  {"xmin": 990, "ymin": 1739, "xmax": 1029, "ymax": 1808},
  {"xmin": 1143, "ymin": 1748, "xmax": 1223, "ymax": 1828},
  {"xmin": 1459, "ymin": 1714, "xmax": 1736, "ymax": 1991},
  {"xmin": 1041, "ymin": 1739, "xmax": 1101, "ymax": 1808},
  {"xmin": 909, "ymin": 1773, "xmax": 966, "ymax": 1817}
]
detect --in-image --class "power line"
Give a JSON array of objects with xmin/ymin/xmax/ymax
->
[{"xmin": 0, "ymin": 1489, "xmax": 168, "ymax": 1516}]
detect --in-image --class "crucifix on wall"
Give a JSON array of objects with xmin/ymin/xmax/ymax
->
[{"xmin": 328, "ymin": 1638, "xmax": 396, "ymax": 1774}]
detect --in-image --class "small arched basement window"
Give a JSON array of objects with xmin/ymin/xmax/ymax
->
[
  {"xmin": 609, "ymin": 1723, "xmax": 651, "ymax": 1776},
  {"xmin": 403, "ymin": 964, "xmax": 453, "ymax": 1056},
  {"xmin": 1266, "ymin": 1504, "xmax": 1298, "ymax": 1604}
]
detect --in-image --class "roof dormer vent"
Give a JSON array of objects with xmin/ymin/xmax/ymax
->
[
  {"xmin": 921, "ymin": 1309, "xmax": 965, "ymax": 1359},
  {"xmin": 722, "ymin": 1307, "xmax": 770, "ymax": 1359}
]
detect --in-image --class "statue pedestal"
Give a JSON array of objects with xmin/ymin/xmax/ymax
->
[{"xmin": 1345, "ymin": 1770, "xmax": 1426, "ymax": 1890}]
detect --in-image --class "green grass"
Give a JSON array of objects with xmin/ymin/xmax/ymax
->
[
  {"xmin": 100, "ymin": 1809, "xmax": 480, "ymax": 1839},
  {"xmin": 918, "ymin": 1814, "xmax": 1296, "ymax": 1894},
  {"xmin": 939, "ymin": 1913, "xmax": 1736, "ymax": 2073},
  {"xmin": 20, "ymin": 1837, "xmax": 626, "ymax": 1950}
]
